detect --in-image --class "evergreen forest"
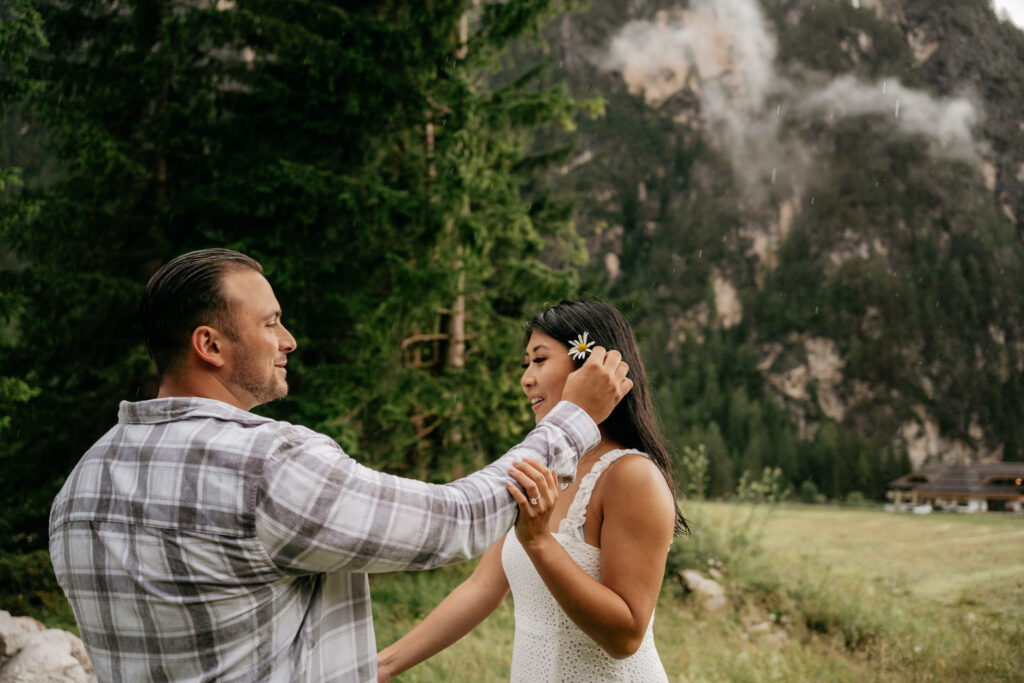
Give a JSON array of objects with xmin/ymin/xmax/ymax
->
[{"xmin": 2, "ymin": 0, "xmax": 1024, "ymax": 561}]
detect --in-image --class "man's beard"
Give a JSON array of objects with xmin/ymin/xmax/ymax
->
[{"xmin": 231, "ymin": 355, "xmax": 287, "ymax": 406}]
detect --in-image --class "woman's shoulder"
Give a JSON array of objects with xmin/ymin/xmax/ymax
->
[
  {"xmin": 597, "ymin": 450, "xmax": 674, "ymax": 506},
  {"xmin": 600, "ymin": 449, "xmax": 660, "ymax": 477},
  {"xmin": 593, "ymin": 450, "xmax": 675, "ymax": 539}
]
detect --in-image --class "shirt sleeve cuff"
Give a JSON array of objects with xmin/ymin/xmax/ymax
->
[{"xmin": 540, "ymin": 400, "xmax": 600, "ymax": 460}]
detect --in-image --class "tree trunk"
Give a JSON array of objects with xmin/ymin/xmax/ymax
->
[{"xmin": 446, "ymin": 266, "xmax": 465, "ymax": 368}]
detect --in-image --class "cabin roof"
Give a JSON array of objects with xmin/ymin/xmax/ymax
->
[{"xmin": 889, "ymin": 462, "xmax": 1024, "ymax": 498}]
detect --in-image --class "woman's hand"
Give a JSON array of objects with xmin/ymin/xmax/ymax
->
[{"xmin": 506, "ymin": 458, "xmax": 559, "ymax": 550}]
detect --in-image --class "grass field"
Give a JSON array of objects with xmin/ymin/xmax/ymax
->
[
  {"xmin": 371, "ymin": 503, "xmax": 1024, "ymax": 682},
  {"xmin": 4, "ymin": 503, "xmax": 1021, "ymax": 681}
]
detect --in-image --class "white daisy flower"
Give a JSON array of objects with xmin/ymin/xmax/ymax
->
[{"xmin": 567, "ymin": 331, "xmax": 594, "ymax": 360}]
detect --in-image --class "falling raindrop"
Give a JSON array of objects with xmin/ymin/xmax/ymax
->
[
  {"xmin": 810, "ymin": 196, "xmax": 815, "ymax": 204},
  {"xmin": 894, "ymin": 98, "xmax": 901, "ymax": 118},
  {"xmin": 882, "ymin": 80, "xmax": 887, "ymax": 95},
  {"xmin": 776, "ymin": 104, "xmax": 781, "ymax": 117},
  {"xmin": 698, "ymin": 249, "xmax": 703, "ymax": 258},
  {"xmin": 771, "ymin": 168, "xmax": 777, "ymax": 183}
]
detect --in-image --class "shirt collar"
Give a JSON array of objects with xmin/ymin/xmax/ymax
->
[{"xmin": 117, "ymin": 397, "xmax": 274, "ymax": 426}]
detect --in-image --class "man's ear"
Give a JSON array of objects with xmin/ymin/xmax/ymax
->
[{"xmin": 191, "ymin": 325, "xmax": 227, "ymax": 368}]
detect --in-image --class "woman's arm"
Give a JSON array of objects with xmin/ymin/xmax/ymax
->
[
  {"xmin": 508, "ymin": 456, "xmax": 675, "ymax": 659},
  {"xmin": 376, "ymin": 539, "xmax": 510, "ymax": 681}
]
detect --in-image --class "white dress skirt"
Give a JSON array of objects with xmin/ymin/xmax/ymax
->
[{"xmin": 501, "ymin": 449, "xmax": 670, "ymax": 682}]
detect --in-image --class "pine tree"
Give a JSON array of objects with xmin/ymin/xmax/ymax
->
[
  {"xmin": 0, "ymin": 0, "xmax": 591, "ymax": 549},
  {"xmin": 703, "ymin": 421, "xmax": 732, "ymax": 497}
]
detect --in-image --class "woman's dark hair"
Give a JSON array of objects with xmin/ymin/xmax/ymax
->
[
  {"xmin": 527, "ymin": 300, "xmax": 689, "ymax": 535},
  {"xmin": 141, "ymin": 248, "xmax": 262, "ymax": 377}
]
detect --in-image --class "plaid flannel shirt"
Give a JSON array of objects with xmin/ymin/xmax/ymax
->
[{"xmin": 49, "ymin": 397, "xmax": 598, "ymax": 682}]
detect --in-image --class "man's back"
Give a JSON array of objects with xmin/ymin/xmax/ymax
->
[{"xmin": 49, "ymin": 397, "xmax": 369, "ymax": 681}]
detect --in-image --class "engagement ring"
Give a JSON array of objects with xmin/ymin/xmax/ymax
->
[{"xmin": 529, "ymin": 497, "xmax": 539, "ymax": 505}]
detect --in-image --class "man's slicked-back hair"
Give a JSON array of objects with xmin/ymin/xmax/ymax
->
[{"xmin": 141, "ymin": 248, "xmax": 263, "ymax": 377}]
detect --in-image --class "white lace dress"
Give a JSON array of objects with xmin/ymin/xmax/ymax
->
[{"xmin": 501, "ymin": 449, "xmax": 669, "ymax": 682}]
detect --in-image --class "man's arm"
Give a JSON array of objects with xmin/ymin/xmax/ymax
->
[
  {"xmin": 255, "ymin": 346, "xmax": 632, "ymax": 574},
  {"xmin": 256, "ymin": 401, "xmax": 594, "ymax": 574}
]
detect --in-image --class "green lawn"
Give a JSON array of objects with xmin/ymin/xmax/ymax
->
[{"xmin": 372, "ymin": 503, "xmax": 1024, "ymax": 681}]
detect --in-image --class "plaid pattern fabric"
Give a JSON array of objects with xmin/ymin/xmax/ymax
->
[{"xmin": 50, "ymin": 397, "xmax": 597, "ymax": 682}]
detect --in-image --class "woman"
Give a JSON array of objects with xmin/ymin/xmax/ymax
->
[{"xmin": 377, "ymin": 300, "xmax": 688, "ymax": 681}]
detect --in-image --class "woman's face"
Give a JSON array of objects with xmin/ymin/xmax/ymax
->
[{"xmin": 521, "ymin": 329, "xmax": 575, "ymax": 424}]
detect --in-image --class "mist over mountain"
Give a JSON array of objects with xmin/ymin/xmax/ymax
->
[{"xmin": 534, "ymin": 0, "xmax": 1024, "ymax": 497}]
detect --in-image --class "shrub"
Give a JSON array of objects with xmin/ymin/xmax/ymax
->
[
  {"xmin": 791, "ymin": 580, "xmax": 883, "ymax": 652},
  {"xmin": 844, "ymin": 490, "xmax": 867, "ymax": 506},
  {"xmin": 678, "ymin": 443, "xmax": 710, "ymax": 500},
  {"xmin": 0, "ymin": 550, "xmax": 77, "ymax": 632},
  {"xmin": 736, "ymin": 467, "xmax": 791, "ymax": 503},
  {"xmin": 798, "ymin": 479, "xmax": 824, "ymax": 504}
]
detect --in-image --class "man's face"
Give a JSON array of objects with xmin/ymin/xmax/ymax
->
[{"xmin": 219, "ymin": 268, "xmax": 297, "ymax": 409}]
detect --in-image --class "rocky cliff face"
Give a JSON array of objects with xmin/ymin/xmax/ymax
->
[
  {"xmin": 533, "ymin": 0, "xmax": 1024, "ymax": 481},
  {"xmin": 857, "ymin": 0, "xmax": 1024, "ymax": 230}
]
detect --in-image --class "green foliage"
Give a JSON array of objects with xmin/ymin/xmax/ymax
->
[
  {"xmin": 768, "ymin": 0, "xmax": 924, "ymax": 85},
  {"xmin": 791, "ymin": 578, "xmax": 883, "ymax": 651},
  {"xmin": 797, "ymin": 479, "xmax": 825, "ymax": 505},
  {"xmin": 4, "ymin": 0, "xmax": 1024, "ymax": 558},
  {"xmin": 677, "ymin": 443, "xmax": 709, "ymax": 500},
  {"xmin": 0, "ymin": 551, "xmax": 77, "ymax": 633},
  {"xmin": 735, "ymin": 466, "xmax": 790, "ymax": 504},
  {"xmin": 843, "ymin": 490, "xmax": 867, "ymax": 506},
  {"xmin": 664, "ymin": 494, "xmax": 787, "ymax": 597},
  {"xmin": 663, "ymin": 503, "xmax": 771, "ymax": 596},
  {"xmin": 0, "ymin": 0, "xmax": 47, "ymax": 100},
  {"xmin": 0, "ymin": 376, "xmax": 37, "ymax": 434},
  {"xmin": 0, "ymin": 0, "xmax": 595, "ymax": 550},
  {"xmin": 531, "ymin": 0, "xmax": 1024, "ymax": 509}
]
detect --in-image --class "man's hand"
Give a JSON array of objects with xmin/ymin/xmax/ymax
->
[
  {"xmin": 376, "ymin": 657, "xmax": 394, "ymax": 683},
  {"xmin": 560, "ymin": 346, "xmax": 633, "ymax": 425}
]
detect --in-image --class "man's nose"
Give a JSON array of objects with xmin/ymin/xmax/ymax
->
[{"xmin": 279, "ymin": 324, "xmax": 297, "ymax": 352}]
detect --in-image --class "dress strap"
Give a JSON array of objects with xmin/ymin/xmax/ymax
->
[{"xmin": 557, "ymin": 449, "xmax": 645, "ymax": 539}]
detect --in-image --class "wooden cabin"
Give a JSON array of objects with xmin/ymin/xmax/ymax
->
[{"xmin": 887, "ymin": 462, "xmax": 1024, "ymax": 512}]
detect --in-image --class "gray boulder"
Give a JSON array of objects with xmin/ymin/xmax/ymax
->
[
  {"xmin": 679, "ymin": 569, "xmax": 728, "ymax": 613},
  {"xmin": 0, "ymin": 611, "xmax": 94, "ymax": 683}
]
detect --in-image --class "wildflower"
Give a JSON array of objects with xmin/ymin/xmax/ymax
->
[{"xmin": 568, "ymin": 332, "xmax": 594, "ymax": 360}]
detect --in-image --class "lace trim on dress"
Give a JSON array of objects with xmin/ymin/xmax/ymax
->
[{"xmin": 557, "ymin": 448, "xmax": 645, "ymax": 540}]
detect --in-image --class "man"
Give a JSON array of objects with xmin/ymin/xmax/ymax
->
[{"xmin": 49, "ymin": 248, "xmax": 632, "ymax": 682}]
